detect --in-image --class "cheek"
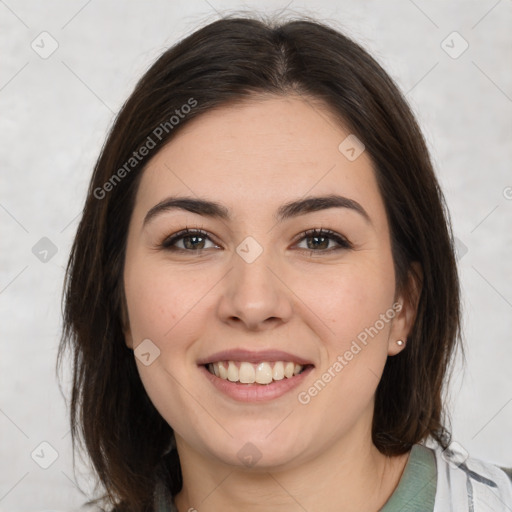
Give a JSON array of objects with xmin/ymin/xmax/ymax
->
[
  {"xmin": 304, "ymin": 254, "xmax": 396, "ymax": 345},
  {"xmin": 124, "ymin": 256, "xmax": 209, "ymax": 429},
  {"xmin": 124, "ymin": 256, "xmax": 207, "ymax": 346},
  {"xmin": 295, "ymin": 258, "xmax": 396, "ymax": 418}
]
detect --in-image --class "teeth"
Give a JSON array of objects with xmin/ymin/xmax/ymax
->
[
  {"xmin": 239, "ymin": 362, "xmax": 255, "ymax": 383},
  {"xmin": 272, "ymin": 361, "xmax": 284, "ymax": 380},
  {"xmin": 284, "ymin": 362, "xmax": 294, "ymax": 378},
  {"xmin": 207, "ymin": 360, "xmax": 306, "ymax": 384},
  {"xmin": 227, "ymin": 361, "xmax": 238, "ymax": 382}
]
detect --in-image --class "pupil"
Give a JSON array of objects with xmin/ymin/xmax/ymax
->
[
  {"xmin": 308, "ymin": 236, "xmax": 328, "ymax": 250},
  {"xmin": 185, "ymin": 235, "xmax": 204, "ymax": 250}
]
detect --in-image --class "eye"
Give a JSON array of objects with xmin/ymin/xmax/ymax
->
[
  {"xmin": 160, "ymin": 228, "xmax": 219, "ymax": 252},
  {"xmin": 159, "ymin": 227, "xmax": 352, "ymax": 254},
  {"xmin": 294, "ymin": 228, "xmax": 352, "ymax": 253}
]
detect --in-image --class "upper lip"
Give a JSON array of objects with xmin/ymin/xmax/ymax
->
[{"xmin": 197, "ymin": 349, "xmax": 314, "ymax": 366}]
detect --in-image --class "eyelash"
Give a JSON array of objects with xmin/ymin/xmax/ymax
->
[{"xmin": 159, "ymin": 227, "xmax": 353, "ymax": 254}]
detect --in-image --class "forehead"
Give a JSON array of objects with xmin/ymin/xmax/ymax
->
[{"xmin": 133, "ymin": 95, "xmax": 387, "ymax": 229}]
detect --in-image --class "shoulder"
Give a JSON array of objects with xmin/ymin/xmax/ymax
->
[{"xmin": 424, "ymin": 440, "xmax": 512, "ymax": 510}]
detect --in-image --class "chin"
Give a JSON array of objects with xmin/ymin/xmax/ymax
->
[{"xmin": 201, "ymin": 427, "xmax": 310, "ymax": 471}]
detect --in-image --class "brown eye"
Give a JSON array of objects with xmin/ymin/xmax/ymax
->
[
  {"xmin": 295, "ymin": 228, "xmax": 352, "ymax": 253},
  {"xmin": 161, "ymin": 228, "xmax": 219, "ymax": 252}
]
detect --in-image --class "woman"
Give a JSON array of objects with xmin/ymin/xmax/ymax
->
[{"xmin": 57, "ymin": 14, "xmax": 512, "ymax": 512}]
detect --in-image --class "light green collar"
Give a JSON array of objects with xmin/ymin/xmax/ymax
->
[{"xmin": 379, "ymin": 443, "xmax": 437, "ymax": 512}]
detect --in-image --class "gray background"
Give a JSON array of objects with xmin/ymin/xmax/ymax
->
[{"xmin": 1, "ymin": 0, "xmax": 511, "ymax": 510}]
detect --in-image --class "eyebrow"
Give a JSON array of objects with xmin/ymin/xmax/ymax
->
[{"xmin": 143, "ymin": 194, "xmax": 372, "ymax": 227}]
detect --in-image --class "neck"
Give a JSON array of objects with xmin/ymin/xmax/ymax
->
[{"xmin": 173, "ymin": 425, "xmax": 410, "ymax": 512}]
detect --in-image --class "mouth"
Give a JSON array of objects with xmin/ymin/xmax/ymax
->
[
  {"xmin": 198, "ymin": 353, "xmax": 315, "ymax": 403},
  {"xmin": 203, "ymin": 360, "xmax": 313, "ymax": 385},
  {"xmin": 197, "ymin": 349, "xmax": 315, "ymax": 402}
]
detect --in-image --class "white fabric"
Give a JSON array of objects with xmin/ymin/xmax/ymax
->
[{"xmin": 432, "ymin": 441, "xmax": 512, "ymax": 511}]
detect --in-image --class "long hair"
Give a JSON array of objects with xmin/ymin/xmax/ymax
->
[{"xmin": 57, "ymin": 13, "xmax": 463, "ymax": 511}]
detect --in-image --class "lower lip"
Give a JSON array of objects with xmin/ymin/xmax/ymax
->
[{"xmin": 199, "ymin": 364, "xmax": 314, "ymax": 402}]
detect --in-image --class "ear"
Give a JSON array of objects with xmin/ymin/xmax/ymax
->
[{"xmin": 387, "ymin": 262, "xmax": 423, "ymax": 356}]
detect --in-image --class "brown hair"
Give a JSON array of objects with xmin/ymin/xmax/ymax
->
[{"xmin": 56, "ymin": 13, "xmax": 463, "ymax": 511}]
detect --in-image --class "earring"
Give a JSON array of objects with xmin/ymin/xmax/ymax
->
[{"xmin": 396, "ymin": 339, "xmax": 404, "ymax": 346}]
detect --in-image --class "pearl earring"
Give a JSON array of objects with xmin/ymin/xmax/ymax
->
[{"xmin": 396, "ymin": 340, "xmax": 404, "ymax": 346}]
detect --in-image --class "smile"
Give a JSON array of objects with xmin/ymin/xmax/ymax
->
[
  {"xmin": 206, "ymin": 360, "xmax": 307, "ymax": 384},
  {"xmin": 200, "ymin": 363, "xmax": 314, "ymax": 402}
]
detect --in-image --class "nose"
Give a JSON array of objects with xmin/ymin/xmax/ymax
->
[{"xmin": 216, "ymin": 246, "xmax": 294, "ymax": 331}]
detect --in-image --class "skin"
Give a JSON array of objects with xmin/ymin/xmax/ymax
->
[{"xmin": 123, "ymin": 95, "xmax": 421, "ymax": 512}]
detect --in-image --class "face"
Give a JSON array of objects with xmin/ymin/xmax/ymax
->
[{"xmin": 123, "ymin": 95, "xmax": 414, "ymax": 470}]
